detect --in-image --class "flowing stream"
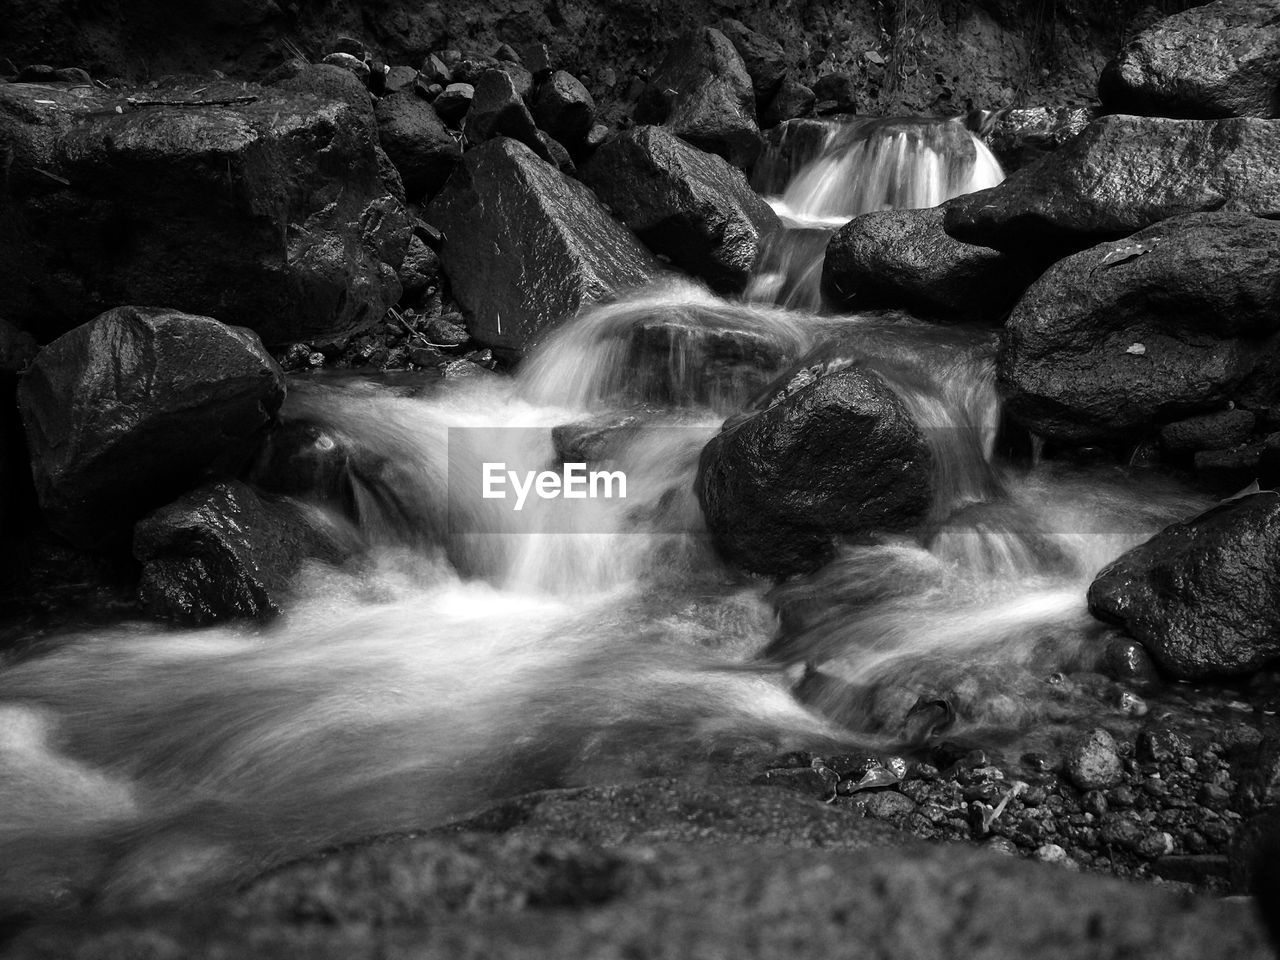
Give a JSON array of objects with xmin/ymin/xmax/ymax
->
[{"xmin": 0, "ymin": 120, "xmax": 1210, "ymax": 914}]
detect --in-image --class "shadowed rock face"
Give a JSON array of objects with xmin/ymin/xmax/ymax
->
[
  {"xmin": 583, "ymin": 125, "xmax": 781, "ymax": 293},
  {"xmin": 635, "ymin": 26, "xmax": 762, "ymax": 170},
  {"xmin": 372, "ymin": 90, "xmax": 460, "ymax": 201},
  {"xmin": 1099, "ymin": 0, "xmax": 1280, "ymax": 119},
  {"xmin": 1089, "ymin": 493, "xmax": 1280, "ymax": 680},
  {"xmin": 0, "ymin": 70, "xmax": 410, "ymax": 346},
  {"xmin": 427, "ymin": 137, "xmax": 658, "ymax": 358},
  {"xmin": 944, "ymin": 115, "xmax": 1280, "ymax": 257},
  {"xmin": 823, "ymin": 205, "xmax": 1038, "ymax": 323},
  {"xmin": 17, "ymin": 306, "xmax": 285, "ymax": 551},
  {"xmin": 998, "ymin": 212, "xmax": 1280, "ymax": 446},
  {"xmin": 3, "ymin": 779, "xmax": 1270, "ymax": 959},
  {"xmin": 697, "ymin": 364, "xmax": 932, "ymax": 577}
]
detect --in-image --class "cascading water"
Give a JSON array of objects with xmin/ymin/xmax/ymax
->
[
  {"xmin": 0, "ymin": 120, "xmax": 1209, "ymax": 918},
  {"xmin": 748, "ymin": 117, "xmax": 1006, "ymax": 310}
]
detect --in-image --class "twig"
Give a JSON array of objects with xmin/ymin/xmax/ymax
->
[
  {"xmin": 124, "ymin": 95, "xmax": 259, "ymax": 108},
  {"xmin": 34, "ymin": 167, "xmax": 70, "ymax": 186}
]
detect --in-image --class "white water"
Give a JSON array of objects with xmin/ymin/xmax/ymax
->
[{"xmin": 0, "ymin": 122, "xmax": 1205, "ymax": 916}]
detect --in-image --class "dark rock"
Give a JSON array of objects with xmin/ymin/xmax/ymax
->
[
  {"xmin": 420, "ymin": 53, "xmax": 452, "ymax": 87},
  {"xmin": 761, "ymin": 79, "xmax": 815, "ymax": 127},
  {"xmin": 1101, "ymin": 637, "xmax": 1162, "ymax": 689},
  {"xmin": 718, "ymin": 18, "xmax": 787, "ymax": 103},
  {"xmin": 696, "ymin": 362, "xmax": 932, "ymax": 577},
  {"xmin": 945, "ymin": 115, "xmax": 1280, "ymax": 256},
  {"xmin": 0, "ymin": 318, "xmax": 38, "ymax": 374},
  {"xmin": 1138, "ymin": 729, "xmax": 1193, "ymax": 763},
  {"xmin": 434, "ymin": 82, "xmax": 474, "ymax": 125},
  {"xmin": 373, "ymin": 92, "xmax": 460, "ymax": 202},
  {"xmin": 823, "ymin": 205, "xmax": 1036, "ymax": 324},
  {"xmin": 811, "ymin": 73, "xmax": 858, "ymax": 113},
  {"xmin": 0, "ymin": 73, "xmax": 409, "ymax": 346},
  {"xmin": 493, "ymin": 43, "xmax": 522, "ymax": 65},
  {"xmin": 397, "ymin": 235, "xmax": 440, "ymax": 301},
  {"xmin": 17, "ymin": 306, "xmax": 285, "ymax": 550},
  {"xmin": 538, "ymin": 131, "xmax": 577, "ymax": 174},
  {"xmin": 533, "ymin": 70, "xmax": 595, "ymax": 145},
  {"xmin": 583, "ymin": 125, "xmax": 780, "ymax": 293},
  {"xmin": 383, "ymin": 64, "xmax": 418, "ymax": 95},
  {"xmin": 464, "ymin": 69, "xmax": 552, "ymax": 161},
  {"xmin": 1066, "ymin": 728, "xmax": 1124, "ymax": 790},
  {"xmin": 1099, "ymin": 0, "xmax": 1280, "ymax": 119},
  {"xmin": 1089, "ymin": 492, "xmax": 1280, "ymax": 678},
  {"xmin": 635, "ymin": 27, "xmax": 761, "ymax": 170},
  {"xmin": 321, "ymin": 52, "xmax": 370, "ymax": 85},
  {"xmin": 424, "ymin": 314, "xmax": 470, "ymax": 348},
  {"xmin": 15, "ymin": 64, "xmax": 59, "ymax": 83},
  {"xmin": 520, "ymin": 42, "xmax": 553, "ymax": 80},
  {"xmin": 1195, "ymin": 445, "xmax": 1264, "ymax": 492},
  {"xmin": 134, "ymin": 479, "xmax": 355, "ymax": 624},
  {"xmin": 552, "ymin": 412, "xmax": 647, "ymax": 464},
  {"xmin": 426, "ymin": 137, "xmax": 657, "ymax": 358},
  {"xmin": 330, "ymin": 36, "xmax": 366, "ymax": 57},
  {"xmin": 983, "ymin": 106, "xmax": 1092, "ymax": 172},
  {"xmin": 1161, "ymin": 409, "xmax": 1257, "ymax": 453},
  {"xmin": 998, "ymin": 213, "xmax": 1280, "ymax": 446}
]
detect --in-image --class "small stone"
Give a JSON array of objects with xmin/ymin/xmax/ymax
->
[
  {"xmin": 1137, "ymin": 831, "xmax": 1175, "ymax": 859},
  {"xmin": 1139, "ymin": 729, "xmax": 1192, "ymax": 764},
  {"xmin": 1198, "ymin": 783, "xmax": 1231, "ymax": 809},
  {"xmin": 864, "ymin": 791, "xmax": 916, "ymax": 820},
  {"xmin": 1035, "ymin": 843, "xmax": 1069, "ymax": 864},
  {"xmin": 321, "ymin": 52, "xmax": 371, "ymax": 85},
  {"xmin": 435, "ymin": 83, "xmax": 475, "ymax": 125},
  {"xmin": 1101, "ymin": 818, "xmax": 1144, "ymax": 850},
  {"xmin": 1066, "ymin": 728, "xmax": 1124, "ymax": 790},
  {"xmin": 986, "ymin": 837, "xmax": 1019, "ymax": 856},
  {"xmin": 1082, "ymin": 790, "xmax": 1109, "ymax": 817}
]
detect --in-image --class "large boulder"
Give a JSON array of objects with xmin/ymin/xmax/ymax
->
[
  {"xmin": 582, "ymin": 126, "xmax": 781, "ymax": 293},
  {"xmin": 463, "ymin": 68, "xmax": 552, "ymax": 162},
  {"xmin": 426, "ymin": 137, "xmax": 658, "ymax": 357},
  {"xmin": 0, "ymin": 73, "xmax": 410, "ymax": 346},
  {"xmin": 944, "ymin": 115, "xmax": 1280, "ymax": 256},
  {"xmin": 17, "ymin": 307, "xmax": 285, "ymax": 550},
  {"xmin": 1099, "ymin": 0, "xmax": 1280, "ymax": 119},
  {"xmin": 135, "ymin": 479, "xmax": 357, "ymax": 624},
  {"xmin": 373, "ymin": 91, "xmax": 461, "ymax": 202},
  {"xmin": 822, "ymin": 205, "xmax": 1037, "ymax": 323},
  {"xmin": 998, "ymin": 212, "xmax": 1280, "ymax": 446},
  {"xmin": 1088, "ymin": 493, "xmax": 1280, "ymax": 679},
  {"xmin": 696, "ymin": 361, "xmax": 932, "ymax": 577},
  {"xmin": 635, "ymin": 27, "xmax": 762, "ymax": 170}
]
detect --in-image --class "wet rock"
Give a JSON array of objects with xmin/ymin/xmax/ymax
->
[
  {"xmin": 551, "ymin": 412, "xmax": 647, "ymax": 464},
  {"xmin": 998, "ymin": 213, "xmax": 1280, "ymax": 446},
  {"xmin": 823, "ymin": 205, "xmax": 1036, "ymax": 324},
  {"xmin": 1101, "ymin": 637, "xmax": 1162, "ymax": 689},
  {"xmin": 983, "ymin": 106, "xmax": 1092, "ymax": 171},
  {"xmin": 383, "ymin": 64, "xmax": 418, "ymax": 95},
  {"xmin": 520, "ymin": 42, "xmax": 552, "ymax": 80},
  {"xmin": 538, "ymin": 131, "xmax": 576, "ymax": 174},
  {"xmin": 718, "ymin": 18, "xmax": 787, "ymax": 104},
  {"xmin": 420, "ymin": 53, "xmax": 452, "ymax": 87},
  {"xmin": 1099, "ymin": 0, "xmax": 1280, "ymax": 119},
  {"xmin": 426, "ymin": 137, "xmax": 657, "ymax": 358},
  {"xmin": 397, "ymin": 235, "xmax": 440, "ymax": 302},
  {"xmin": 1089, "ymin": 493, "xmax": 1280, "ymax": 678},
  {"xmin": 635, "ymin": 27, "xmax": 761, "ymax": 170},
  {"xmin": 17, "ymin": 307, "xmax": 285, "ymax": 550},
  {"xmin": 1066, "ymin": 728, "xmax": 1124, "ymax": 790},
  {"xmin": 583, "ymin": 126, "xmax": 780, "ymax": 293},
  {"xmin": 533, "ymin": 70, "xmax": 595, "ymax": 146},
  {"xmin": 464, "ymin": 69, "xmax": 552, "ymax": 161},
  {"xmin": 1139, "ymin": 729, "xmax": 1193, "ymax": 764},
  {"xmin": 0, "ymin": 73, "xmax": 409, "ymax": 346},
  {"xmin": 434, "ymin": 82, "xmax": 474, "ymax": 125},
  {"xmin": 373, "ymin": 92, "xmax": 460, "ymax": 202},
  {"xmin": 134, "ymin": 480, "xmax": 355, "ymax": 624},
  {"xmin": 863, "ymin": 791, "xmax": 916, "ymax": 820},
  {"xmin": 424, "ymin": 314, "xmax": 470, "ymax": 348},
  {"xmin": 1161, "ymin": 409, "xmax": 1257, "ymax": 454},
  {"xmin": 696, "ymin": 362, "xmax": 932, "ymax": 577},
  {"xmin": 321, "ymin": 51, "xmax": 370, "ymax": 85},
  {"xmin": 945, "ymin": 115, "xmax": 1280, "ymax": 257},
  {"xmin": 761, "ymin": 79, "xmax": 815, "ymax": 127},
  {"xmin": 1195, "ymin": 444, "xmax": 1264, "ymax": 492}
]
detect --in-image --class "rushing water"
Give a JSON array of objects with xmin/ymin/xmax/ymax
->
[{"xmin": 0, "ymin": 120, "xmax": 1209, "ymax": 915}]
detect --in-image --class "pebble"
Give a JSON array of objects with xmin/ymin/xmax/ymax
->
[{"xmin": 1066, "ymin": 728, "xmax": 1123, "ymax": 790}]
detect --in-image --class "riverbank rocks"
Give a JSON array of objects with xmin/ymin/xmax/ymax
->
[
  {"xmin": 0, "ymin": 73, "xmax": 410, "ymax": 345},
  {"xmin": 135, "ymin": 480, "xmax": 356, "ymax": 624},
  {"xmin": 533, "ymin": 71, "xmax": 595, "ymax": 147},
  {"xmin": 464, "ymin": 69, "xmax": 552, "ymax": 162},
  {"xmin": 1066, "ymin": 728, "xmax": 1124, "ymax": 790},
  {"xmin": 718, "ymin": 18, "xmax": 787, "ymax": 105},
  {"xmin": 635, "ymin": 27, "xmax": 761, "ymax": 170},
  {"xmin": 822, "ymin": 206, "xmax": 1036, "ymax": 323},
  {"xmin": 1089, "ymin": 493, "xmax": 1280, "ymax": 679},
  {"xmin": 944, "ymin": 115, "xmax": 1280, "ymax": 256},
  {"xmin": 1099, "ymin": 0, "xmax": 1280, "ymax": 119},
  {"xmin": 373, "ymin": 92, "xmax": 460, "ymax": 202},
  {"xmin": 998, "ymin": 212, "xmax": 1280, "ymax": 446},
  {"xmin": 697, "ymin": 361, "xmax": 932, "ymax": 577},
  {"xmin": 427, "ymin": 137, "xmax": 658, "ymax": 358},
  {"xmin": 17, "ymin": 307, "xmax": 285, "ymax": 551},
  {"xmin": 583, "ymin": 126, "xmax": 781, "ymax": 293}
]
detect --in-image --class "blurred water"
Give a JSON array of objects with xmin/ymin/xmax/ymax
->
[{"xmin": 0, "ymin": 123, "xmax": 1205, "ymax": 916}]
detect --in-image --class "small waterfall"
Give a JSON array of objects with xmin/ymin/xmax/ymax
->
[{"xmin": 748, "ymin": 117, "xmax": 1005, "ymax": 310}]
